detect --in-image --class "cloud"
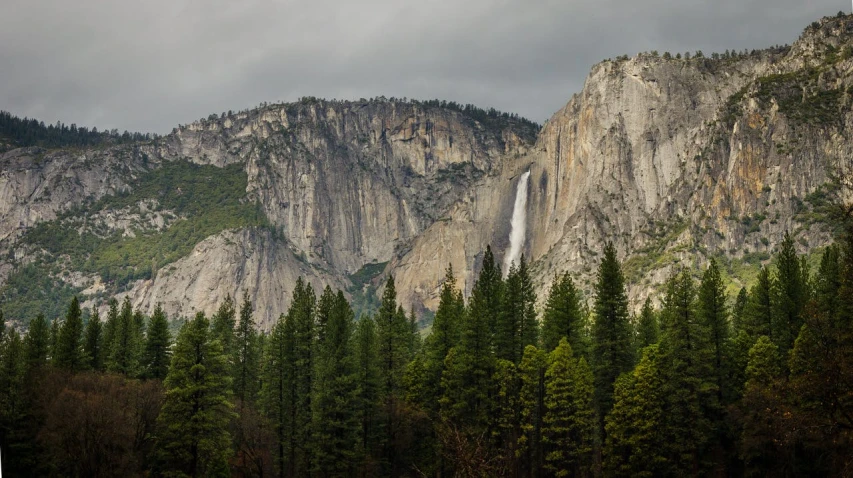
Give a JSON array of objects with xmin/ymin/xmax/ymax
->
[{"xmin": 0, "ymin": 0, "xmax": 843, "ymax": 133}]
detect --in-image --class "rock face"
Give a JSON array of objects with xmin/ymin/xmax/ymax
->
[
  {"xmin": 394, "ymin": 14, "xmax": 853, "ymax": 310},
  {"xmin": 0, "ymin": 100, "xmax": 536, "ymax": 326},
  {"xmin": 160, "ymin": 101, "xmax": 532, "ymax": 275},
  {"xmin": 2, "ymin": 15, "xmax": 853, "ymax": 325},
  {"xmin": 112, "ymin": 228, "xmax": 347, "ymax": 329},
  {"xmin": 0, "ymin": 146, "xmax": 146, "ymax": 242}
]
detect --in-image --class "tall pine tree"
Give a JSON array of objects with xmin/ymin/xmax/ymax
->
[
  {"xmin": 421, "ymin": 265, "xmax": 464, "ymax": 413},
  {"xmin": 143, "ymin": 304, "xmax": 172, "ymax": 380},
  {"xmin": 657, "ymin": 270, "xmax": 714, "ymax": 474},
  {"xmin": 233, "ymin": 294, "xmax": 259, "ymax": 404},
  {"xmin": 604, "ymin": 345, "xmax": 667, "ymax": 476},
  {"xmin": 591, "ymin": 242, "xmax": 634, "ymax": 426},
  {"xmin": 636, "ymin": 298, "xmax": 659, "ymax": 350},
  {"xmin": 211, "ymin": 294, "xmax": 237, "ymax": 361},
  {"xmin": 469, "ymin": 246, "xmax": 504, "ymax": 350},
  {"xmin": 518, "ymin": 345, "xmax": 546, "ymax": 476},
  {"xmin": 83, "ymin": 309, "xmax": 103, "ymax": 371},
  {"xmin": 108, "ymin": 297, "xmax": 141, "ymax": 376},
  {"xmin": 541, "ymin": 272, "xmax": 586, "ymax": 355},
  {"xmin": 496, "ymin": 256, "xmax": 538, "ymax": 364},
  {"xmin": 771, "ymin": 231, "xmax": 806, "ymax": 361},
  {"xmin": 24, "ymin": 313, "xmax": 49, "ymax": 372},
  {"xmin": 697, "ymin": 259, "xmax": 732, "ymax": 404},
  {"xmin": 543, "ymin": 338, "xmax": 595, "ymax": 477},
  {"xmin": 156, "ymin": 312, "xmax": 233, "ymax": 477},
  {"xmin": 312, "ymin": 290, "xmax": 359, "ymax": 475},
  {"xmin": 55, "ymin": 297, "xmax": 85, "ymax": 372},
  {"xmin": 354, "ymin": 315, "xmax": 382, "ymax": 474},
  {"xmin": 260, "ymin": 278, "xmax": 315, "ymax": 477}
]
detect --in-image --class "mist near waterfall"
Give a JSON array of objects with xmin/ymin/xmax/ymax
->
[{"xmin": 504, "ymin": 170, "xmax": 531, "ymax": 275}]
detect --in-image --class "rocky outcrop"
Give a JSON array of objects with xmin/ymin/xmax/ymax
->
[
  {"xmin": 0, "ymin": 146, "xmax": 148, "ymax": 242},
  {"xmin": 109, "ymin": 227, "xmax": 345, "ymax": 330}
]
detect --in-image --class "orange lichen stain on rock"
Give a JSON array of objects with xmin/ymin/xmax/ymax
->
[
  {"xmin": 710, "ymin": 177, "xmax": 727, "ymax": 210},
  {"xmin": 738, "ymin": 143, "xmax": 767, "ymax": 193},
  {"xmin": 747, "ymin": 112, "xmax": 766, "ymax": 130},
  {"xmin": 727, "ymin": 143, "xmax": 767, "ymax": 210}
]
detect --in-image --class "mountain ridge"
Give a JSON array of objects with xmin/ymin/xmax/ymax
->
[{"xmin": 2, "ymin": 13, "xmax": 852, "ymax": 326}]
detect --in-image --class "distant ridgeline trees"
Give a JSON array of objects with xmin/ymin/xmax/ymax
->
[
  {"xmin": 0, "ymin": 228, "xmax": 852, "ymax": 475},
  {"xmin": 0, "ymin": 110, "xmax": 155, "ymax": 149},
  {"xmin": 410, "ymin": 98, "xmax": 541, "ymax": 139},
  {"xmin": 193, "ymin": 96, "xmax": 542, "ymax": 144}
]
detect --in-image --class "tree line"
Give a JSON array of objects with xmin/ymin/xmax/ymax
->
[
  {"xmin": 0, "ymin": 110, "xmax": 155, "ymax": 150},
  {"xmin": 0, "ymin": 229, "xmax": 850, "ymax": 476}
]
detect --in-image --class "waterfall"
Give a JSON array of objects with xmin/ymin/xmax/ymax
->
[{"xmin": 504, "ymin": 170, "xmax": 531, "ymax": 274}]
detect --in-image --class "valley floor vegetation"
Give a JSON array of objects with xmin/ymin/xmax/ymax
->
[{"xmin": 0, "ymin": 227, "xmax": 851, "ymax": 477}]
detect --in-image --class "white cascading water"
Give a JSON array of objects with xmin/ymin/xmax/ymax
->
[{"xmin": 504, "ymin": 170, "xmax": 531, "ymax": 275}]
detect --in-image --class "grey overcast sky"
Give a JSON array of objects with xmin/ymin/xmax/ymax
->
[{"xmin": 0, "ymin": 0, "xmax": 846, "ymax": 134}]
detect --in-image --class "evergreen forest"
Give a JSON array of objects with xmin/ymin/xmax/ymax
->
[{"xmin": 0, "ymin": 225, "xmax": 851, "ymax": 477}]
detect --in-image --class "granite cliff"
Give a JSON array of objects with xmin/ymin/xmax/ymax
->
[{"xmin": 2, "ymin": 15, "xmax": 852, "ymax": 326}]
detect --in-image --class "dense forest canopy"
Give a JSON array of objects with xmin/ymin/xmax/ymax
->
[{"xmin": 0, "ymin": 213, "xmax": 850, "ymax": 476}]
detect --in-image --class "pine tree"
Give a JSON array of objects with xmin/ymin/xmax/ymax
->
[
  {"xmin": 108, "ymin": 297, "xmax": 140, "ymax": 376},
  {"xmin": 315, "ymin": 286, "xmax": 334, "ymax": 347},
  {"xmin": 354, "ymin": 315, "xmax": 382, "ymax": 473},
  {"xmin": 787, "ymin": 241, "xmax": 853, "ymax": 466},
  {"xmin": 517, "ymin": 345, "xmax": 546, "ymax": 476},
  {"xmin": 543, "ymin": 338, "xmax": 595, "ymax": 477},
  {"xmin": 48, "ymin": 317, "xmax": 60, "ymax": 363},
  {"xmin": 771, "ymin": 232, "xmax": 806, "ymax": 360},
  {"xmin": 55, "ymin": 297, "xmax": 85, "ymax": 372},
  {"xmin": 732, "ymin": 287, "xmax": 749, "ymax": 332},
  {"xmin": 102, "ymin": 299, "xmax": 119, "ymax": 361},
  {"xmin": 312, "ymin": 290, "xmax": 359, "ymax": 475},
  {"xmin": 375, "ymin": 276, "xmax": 411, "ymax": 474},
  {"xmin": 83, "ymin": 309, "xmax": 103, "ymax": 371},
  {"xmin": 448, "ymin": 247, "xmax": 502, "ymax": 432},
  {"xmin": 233, "ymin": 294, "xmax": 259, "ymax": 404},
  {"xmin": 591, "ymin": 242, "xmax": 634, "ymax": 425},
  {"xmin": 739, "ymin": 335, "xmax": 784, "ymax": 476},
  {"xmin": 496, "ymin": 256, "xmax": 538, "ymax": 364},
  {"xmin": 541, "ymin": 272, "xmax": 586, "ymax": 355},
  {"xmin": 813, "ymin": 245, "xmax": 841, "ymax": 319},
  {"xmin": 468, "ymin": 246, "xmax": 504, "ymax": 354},
  {"xmin": 636, "ymin": 298, "xmax": 659, "ymax": 350},
  {"xmin": 211, "ymin": 294, "xmax": 237, "ymax": 360},
  {"xmin": 260, "ymin": 279, "xmax": 315, "ymax": 477},
  {"xmin": 156, "ymin": 312, "xmax": 234, "ymax": 477},
  {"xmin": 376, "ymin": 276, "xmax": 409, "ymax": 400},
  {"xmin": 491, "ymin": 358, "xmax": 520, "ymax": 473},
  {"xmin": 744, "ymin": 267, "xmax": 772, "ymax": 340},
  {"xmin": 143, "ymin": 304, "xmax": 172, "ymax": 380},
  {"xmin": 604, "ymin": 345, "xmax": 667, "ymax": 477},
  {"xmin": 437, "ymin": 346, "xmax": 464, "ymax": 422},
  {"xmin": 744, "ymin": 336, "xmax": 780, "ymax": 387},
  {"xmin": 0, "ymin": 328, "xmax": 26, "ymax": 452},
  {"xmin": 518, "ymin": 258, "xmax": 539, "ymax": 356},
  {"xmin": 421, "ymin": 265, "xmax": 464, "ymax": 413},
  {"xmin": 408, "ymin": 307, "xmax": 422, "ymax": 357},
  {"xmin": 261, "ymin": 313, "xmax": 290, "ymax": 478},
  {"xmin": 290, "ymin": 279, "xmax": 316, "ymax": 475},
  {"xmin": 697, "ymin": 259, "xmax": 731, "ymax": 404},
  {"xmin": 657, "ymin": 270, "xmax": 714, "ymax": 474},
  {"xmin": 24, "ymin": 313, "xmax": 49, "ymax": 371},
  {"xmin": 133, "ymin": 309, "xmax": 146, "ymax": 361}
]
